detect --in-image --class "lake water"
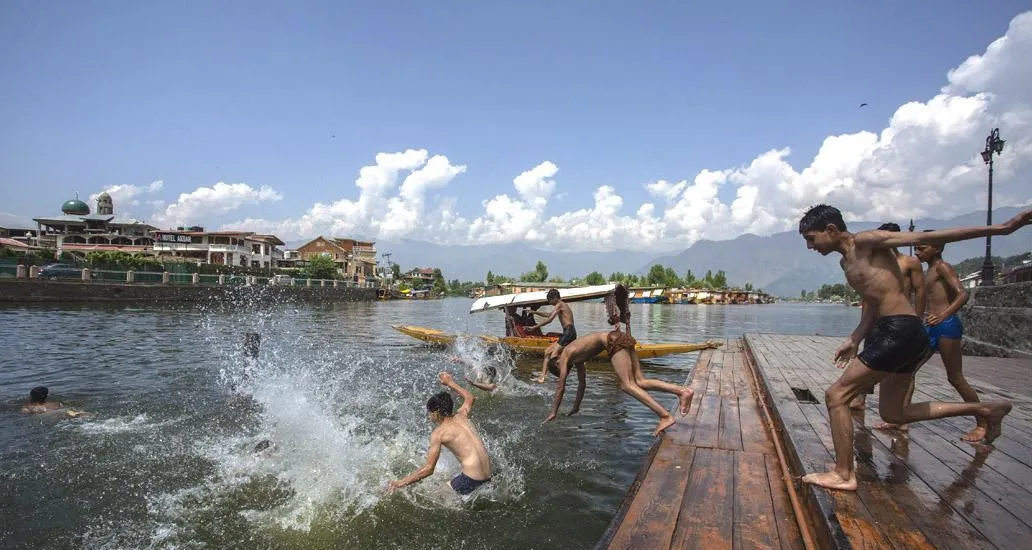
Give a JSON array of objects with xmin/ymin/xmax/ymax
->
[{"xmin": 0, "ymin": 298, "xmax": 859, "ymax": 549}]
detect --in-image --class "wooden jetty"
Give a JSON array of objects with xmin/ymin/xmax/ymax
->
[{"xmin": 600, "ymin": 333, "xmax": 1032, "ymax": 550}]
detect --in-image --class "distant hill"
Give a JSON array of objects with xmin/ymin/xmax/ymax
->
[
  {"xmin": 644, "ymin": 207, "xmax": 1031, "ymax": 297},
  {"xmin": 281, "ymin": 207, "xmax": 1030, "ymax": 295}
]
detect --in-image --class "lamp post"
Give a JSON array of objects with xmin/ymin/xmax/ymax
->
[
  {"xmin": 908, "ymin": 218, "xmax": 915, "ymax": 256},
  {"xmin": 979, "ymin": 128, "xmax": 1005, "ymax": 286}
]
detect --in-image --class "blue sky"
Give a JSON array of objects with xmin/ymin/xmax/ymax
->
[{"xmin": 2, "ymin": 1, "xmax": 1030, "ymax": 250}]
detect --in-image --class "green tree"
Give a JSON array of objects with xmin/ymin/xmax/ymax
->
[
  {"xmin": 548, "ymin": 276, "xmax": 566, "ymax": 283},
  {"xmin": 684, "ymin": 269, "xmax": 697, "ymax": 288},
  {"xmin": 486, "ymin": 270, "xmax": 494, "ymax": 285},
  {"xmin": 647, "ymin": 264, "xmax": 667, "ymax": 286},
  {"xmin": 712, "ymin": 270, "xmax": 728, "ymax": 289},
  {"xmin": 536, "ymin": 261, "xmax": 548, "ymax": 282},
  {"xmin": 584, "ymin": 271, "xmax": 606, "ymax": 285},
  {"xmin": 391, "ymin": 263, "xmax": 401, "ymax": 280},
  {"xmin": 432, "ymin": 268, "xmax": 447, "ymax": 294},
  {"xmin": 663, "ymin": 266, "xmax": 682, "ymax": 287},
  {"xmin": 304, "ymin": 255, "xmax": 338, "ymax": 279},
  {"xmin": 744, "ymin": 282, "xmax": 753, "ymax": 291}
]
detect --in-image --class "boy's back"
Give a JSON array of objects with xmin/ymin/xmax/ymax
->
[{"xmin": 435, "ymin": 411, "xmax": 491, "ymax": 482}]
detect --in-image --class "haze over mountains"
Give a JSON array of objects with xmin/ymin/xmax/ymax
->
[{"xmin": 292, "ymin": 207, "xmax": 1031, "ymax": 297}]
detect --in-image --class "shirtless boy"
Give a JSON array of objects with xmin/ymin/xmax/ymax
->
[
  {"xmin": 543, "ymin": 287, "xmax": 693, "ymax": 436},
  {"xmin": 851, "ymin": 222, "xmax": 927, "ymax": 430},
  {"xmin": 388, "ymin": 372, "xmax": 492, "ymax": 495},
  {"xmin": 20, "ymin": 386, "xmax": 86, "ymax": 418},
  {"xmin": 797, "ymin": 204, "xmax": 1028, "ymax": 491},
  {"xmin": 916, "ymin": 234, "xmax": 985, "ymax": 441},
  {"xmin": 532, "ymin": 289, "xmax": 577, "ymax": 383}
]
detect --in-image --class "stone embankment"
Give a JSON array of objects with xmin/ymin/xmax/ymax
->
[
  {"xmin": 959, "ymin": 281, "xmax": 1032, "ymax": 358},
  {"xmin": 0, "ymin": 280, "xmax": 376, "ymax": 303}
]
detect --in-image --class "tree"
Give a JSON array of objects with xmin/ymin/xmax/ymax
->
[
  {"xmin": 304, "ymin": 255, "xmax": 338, "ymax": 279},
  {"xmin": 663, "ymin": 266, "xmax": 682, "ymax": 287},
  {"xmin": 712, "ymin": 270, "xmax": 728, "ymax": 289},
  {"xmin": 801, "ymin": 289, "xmax": 806, "ymax": 299},
  {"xmin": 432, "ymin": 268, "xmax": 447, "ymax": 294},
  {"xmin": 744, "ymin": 282, "xmax": 753, "ymax": 291},
  {"xmin": 548, "ymin": 276, "xmax": 566, "ymax": 283},
  {"xmin": 535, "ymin": 261, "xmax": 548, "ymax": 282},
  {"xmin": 647, "ymin": 264, "xmax": 667, "ymax": 286},
  {"xmin": 684, "ymin": 269, "xmax": 697, "ymax": 288},
  {"xmin": 391, "ymin": 263, "xmax": 401, "ymax": 280},
  {"xmin": 584, "ymin": 271, "xmax": 606, "ymax": 285},
  {"xmin": 486, "ymin": 270, "xmax": 494, "ymax": 285}
]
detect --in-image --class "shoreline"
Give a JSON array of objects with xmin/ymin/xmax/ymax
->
[{"xmin": 0, "ymin": 279, "xmax": 377, "ymax": 303}]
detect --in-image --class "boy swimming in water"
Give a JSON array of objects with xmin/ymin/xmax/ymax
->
[
  {"xmin": 388, "ymin": 372, "xmax": 492, "ymax": 495},
  {"xmin": 20, "ymin": 386, "xmax": 86, "ymax": 419}
]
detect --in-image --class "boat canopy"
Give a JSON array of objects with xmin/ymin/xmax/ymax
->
[{"xmin": 470, "ymin": 283, "xmax": 618, "ymax": 314}]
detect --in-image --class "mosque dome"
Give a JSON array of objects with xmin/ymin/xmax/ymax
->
[{"xmin": 61, "ymin": 199, "xmax": 90, "ymax": 215}]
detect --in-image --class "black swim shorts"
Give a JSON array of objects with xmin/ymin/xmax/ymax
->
[
  {"xmin": 857, "ymin": 315, "xmax": 932, "ymax": 374},
  {"xmin": 558, "ymin": 324, "xmax": 577, "ymax": 346},
  {"xmin": 450, "ymin": 472, "xmax": 490, "ymax": 495}
]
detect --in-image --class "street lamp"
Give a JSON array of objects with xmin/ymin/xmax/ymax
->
[{"xmin": 979, "ymin": 128, "xmax": 1006, "ymax": 286}]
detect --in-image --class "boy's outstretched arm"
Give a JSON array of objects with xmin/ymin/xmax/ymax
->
[
  {"xmin": 530, "ymin": 308, "xmax": 560, "ymax": 331},
  {"xmin": 439, "ymin": 372, "xmax": 475, "ymax": 416},
  {"xmin": 464, "ymin": 376, "xmax": 497, "ymax": 392},
  {"xmin": 859, "ymin": 209, "xmax": 1032, "ymax": 249},
  {"xmin": 388, "ymin": 430, "xmax": 443, "ymax": 493}
]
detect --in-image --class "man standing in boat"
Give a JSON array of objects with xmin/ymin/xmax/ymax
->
[
  {"xmin": 531, "ymin": 289, "xmax": 576, "ymax": 383},
  {"xmin": 797, "ymin": 204, "xmax": 1028, "ymax": 491}
]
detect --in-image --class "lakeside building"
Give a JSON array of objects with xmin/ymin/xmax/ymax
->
[
  {"xmin": 32, "ymin": 193, "xmax": 158, "ymax": 256},
  {"xmin": 294, "ymin": 236, "xmax": 379, "ymax": 285},
  {"xmin": 403, "ymin": 267, "xmax": 436, "ymax": 284},
  {"xmin": 150, "ymin": 229, "xmax": 284, "ymax": 268}
]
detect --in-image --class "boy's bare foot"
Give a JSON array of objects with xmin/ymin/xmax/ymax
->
[
  {"xmin": 802, "ymin": 470, "xmax": 858, "ymax": 491},
  {"xmin": 981, "ymin": 401, "xmax": 1012, "ymax": 444},
  {"xmin": 873, "ymin": 421, "xmax": 908, "ymax": 432},
  {"xmin": 961, "ymin": 426, "xmax": 986, "ymax": 442},
  {"xmin": 678, "ymin": 388, "xmax": 694, "ymax": 415},
  {"xmin": 653, "ymin": 415, "xmax": 676, "ymax": 436}
]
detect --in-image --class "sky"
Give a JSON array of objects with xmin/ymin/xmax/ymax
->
[{"xmin": 1, "ymin": 1, "xmax": 1031, "ymax": 252}]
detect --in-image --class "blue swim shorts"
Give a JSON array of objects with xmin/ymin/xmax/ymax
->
[{"xmin": 926, "ymin": 314, "xmax": 963, "ymax": 351}]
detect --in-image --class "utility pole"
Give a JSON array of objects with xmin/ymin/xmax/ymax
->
[{"xmin": 979, "ymin": 128, "xmax": 1006, "ymax": 286}]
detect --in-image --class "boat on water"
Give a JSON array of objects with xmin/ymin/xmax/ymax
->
[{"xmin": 392, "ymin": 283, "xmax": 720, "ymax": 359}]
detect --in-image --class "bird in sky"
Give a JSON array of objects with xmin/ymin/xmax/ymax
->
[{"xmin": 858, "ymin": 103, "xmax": 868, "ymax": 108}]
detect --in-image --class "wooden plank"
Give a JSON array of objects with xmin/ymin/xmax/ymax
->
[
  {"xmin": 765, "ymin": 453, "xmax": 804, "ymax": 550},
  {"xmin": 605, "ymin": 441, "xmax": 695, "ymax": 550},
  {"xmin": 672, "ymin": 448, "xmax": 735, "ymax": 550},
  {"xmin": 733, "ymin": 452, "xmax": 781, "ymax": 549},
  {"xmin": 691, "ymin": 351, "xmax": 725, "ymax": 449},
  {"xmin": 667, "ymin": 349, "xmax": 714, "ymax": 446},
  {"xmin": 736, "ymin": 348, "xmax": 773, "ymax": 455},
  {"xmin": 717, "ymin": 348, "xmax": 744, "ymax": 452}
]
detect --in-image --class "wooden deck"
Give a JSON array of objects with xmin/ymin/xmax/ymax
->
[
  {"xmin": 744, "ymin": 333, "xmax": 1032, "ymax": 550},
  {"xmin": 598, "ymin": 339, "xmax": 806, "ymax": 550}
]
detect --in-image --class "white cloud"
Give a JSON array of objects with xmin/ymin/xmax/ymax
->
[
  {"xmin": 203, "ymin": 11, "xmax": 1032, "ymax": 250},
  {"xmin": 85, "ymin": 180, "xmax": 164, "ymax": 219},
  {"xmin": 151, "ymin": 182, "xmax": 282, "ymax": 229}
]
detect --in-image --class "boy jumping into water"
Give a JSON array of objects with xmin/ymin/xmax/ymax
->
[
  {"xmin": 388, "ymin": 372, "xmax": 492, "ymax": 495},
  {"xmin": 543, "ymin": 286, "xmax": 694, "ymax": 436},
  {"xmin": 798, "ymin": 204, "xmax": 1028, "ymax": 491},
  {"xmin": 851, "ymin": 222, "xmax": 927, "ymax": 429},
  {"xmin": 916, "ymin": 233, "xmax": 985, "ymax": 441},
  {"xmin": 532, "ymin": 289, "xmax": 576, "ymax": 383}
]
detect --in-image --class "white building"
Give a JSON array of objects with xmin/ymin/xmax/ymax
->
[{"xmin": 151, "ymin": 229, "xmax": 285, "ymax": 268}]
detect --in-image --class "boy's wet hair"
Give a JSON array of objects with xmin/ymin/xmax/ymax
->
[
  {"xmin": 427, "ymin": 391, "xmax": 454, "ymax": 417},
  {"xmin": 546, "ymin": 289, "xmax": 560, "ymax": 302},
  {"xmin": 30, "ymin": 386, "xmax": 48, "ymax": 403},
  {"xmin": 547, "ymin": 358, "xmax": 560, "ymax": 378},
  {"xmin": 608, "ymin": 284, "xmax": 631, "ymax": 326},
  {"xmin": 878, "ymin": 222, "xmax": 901, "ymax": 232},
  {"xmin": 798, "ymin": 204, "xmax": 847, "ymax": 233},
  {"xmin": 484, "ymin": 366, "xmax": 498, "ymax": 381}
]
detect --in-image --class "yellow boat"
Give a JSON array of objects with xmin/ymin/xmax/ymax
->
[
  {"xmin": 392, "ymin": 283, "xmax": 720, "ymax": 358},
  {"xmin": 391, "ymin": 324, "xmax": 718, "ymax": 359}
]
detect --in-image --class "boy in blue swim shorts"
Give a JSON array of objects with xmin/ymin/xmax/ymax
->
[{"xmin": 916, "ymin": 235, "xmax": 984, "ymax": 441}]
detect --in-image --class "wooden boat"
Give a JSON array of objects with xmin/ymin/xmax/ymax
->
[{"xmin": 392, "ymin": 283, "xmax": 720, "ymax": 358}]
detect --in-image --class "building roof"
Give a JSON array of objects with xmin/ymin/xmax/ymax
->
[
  {"xmin": 60, "ymin": 244, "xmax": 153, "ymax": 253},
  {"xmin": 0, "ymin": 237, "xmax": 39, "ymax": 250}
]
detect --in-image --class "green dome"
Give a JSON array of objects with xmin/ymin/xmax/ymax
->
[{"xmin": 61, "ymin": 199, "xmax": 90, "ymax": 215}]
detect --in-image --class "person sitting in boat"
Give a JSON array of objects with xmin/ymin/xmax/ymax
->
[
  {"xmin": 519, "ymin": 307, "xmax": 544, "ymax": 336},
  {"xmin": 387, "ymin": 372, "xmax": 492, "ymax": 496},
  {"xmin": 20, "ymin": 386, "xmax": 87, "ymax": 419},
  {"xmin": 532, "ymin": 290, "xmax": 576, "ymax": 383}
]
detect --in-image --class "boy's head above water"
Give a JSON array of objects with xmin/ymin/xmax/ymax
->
[
  {"xmin": 427, "ymin": 391, "xmax": 454, "ymax": 422},
  {"xmin": 30, "ymin": 386, "xmax": 48, "ymax": 403}
]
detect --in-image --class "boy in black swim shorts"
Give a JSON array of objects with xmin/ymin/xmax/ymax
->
[
  {"xmin": 797, "ymin": 204, "xmax": 1028, "ymax": 492},
  {"xmin": 532, "ymin": 289, "xmax": 577, "ymax": 383}
]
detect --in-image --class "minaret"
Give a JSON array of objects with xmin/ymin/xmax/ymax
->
[{"xmin": 97, "ymin": 192, "xmax": 113, "ymax": 215}]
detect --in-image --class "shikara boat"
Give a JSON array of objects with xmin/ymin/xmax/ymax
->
[{"xmin": 392, "ymin": 283, "xmax": 720, "ymax": 359}]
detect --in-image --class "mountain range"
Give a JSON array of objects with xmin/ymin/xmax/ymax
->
[{"xmin": 294, "ymin": 206, "xmax": 1031, "ymax": 297}]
